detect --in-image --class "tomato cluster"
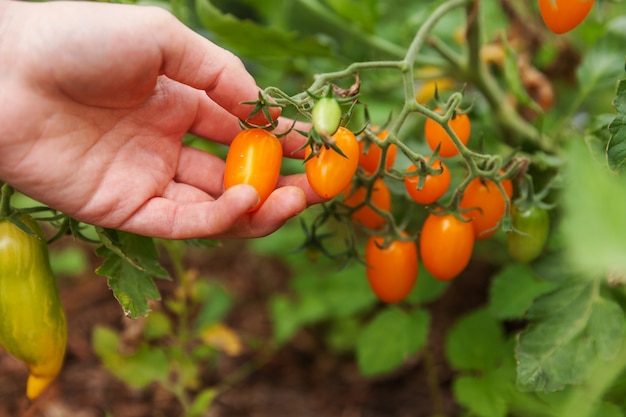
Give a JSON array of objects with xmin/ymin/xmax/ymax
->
[
  {"xmin": 226, "ymin": 97, "xmax": 517, "ymax": 305},
  {"xmin": 347, "ymin": 111, "xmax": 517, "ymax": 303}
]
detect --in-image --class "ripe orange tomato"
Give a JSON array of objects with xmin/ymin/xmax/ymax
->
[
  {"xmin": 223, "ymin": 128, "xmax": 283, "ymax": 211},
  {"xmin": 424, "ymin": 108, "xmax": 471, "ymax": 158},
  {"xmin": 365, "ymin": 233, "xmax": 418, "ymax": 303},
  {"xmin": 358, "ymin": 129, "xmax": 398, "ymax": 173},
  {"xmin": 420, "ymin": 213, "xmax": 474, "ymax": 281},
  {"xmin": 538, "ymin": 0, "xmax": 594, "ymax": 34},
  {"xmin": 404, "ymin": 158, "xmax": 451, "ymax": 204},
  {"xmin": 460, "ymin": 177, "xmax": 512, "ymax": 240},
  {"xmin": 305, "ymin": 127, "xmax": 360, "ymax": 199},
  {"xmin": 343, "ymin": 178, "xmax": 391, "ymax": 230}
]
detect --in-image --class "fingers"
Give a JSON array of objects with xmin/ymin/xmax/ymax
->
[
  {"xmin": 153, "ymin": 11, "xmax": 277, "ymax": 123},
  {"xmin": 119, "ymin": 184, "xmax": 307, "ymax": 240},
  {"xmin": 120, "ymin": 184, "xmax": 259, "ymax": 239}
]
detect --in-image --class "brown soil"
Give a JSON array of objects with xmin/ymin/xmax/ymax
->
[{"xmin": 0, "ymin": 239, "xmax": 495, "ymax": 417}]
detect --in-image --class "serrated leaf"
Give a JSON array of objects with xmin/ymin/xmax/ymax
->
[
  {"xmin": 96, "ymin": 231, "xmax": 169, "ymax": 318},
  {"xmin": 489, "ymin": 264, "xmax": 562, "ymax": 320},
  {"xmin": 588, "ymin": 298, "xmax": 624, "ymax": 361},
  {"xmin": 453, "ymin": 374, "xmax": 508, "ymax": 417},
  {"xmin": 608, "ymin": 80, "xmax": 626, "ymax": 172},
  {"xmin": 446, "ymin": 308, "xmax": 505, "ymax": 372},
  {"xmin": 357, "ymin": 308, "xmax": 430, "ymax": 376},
  {"xmin": 195, "ymin": 0, "xmax": 332, "ymax": 63},
  {"xmin": 576, "ymin": 35, "xmax": 625, "ymax": 101},
  {"xmin": 516, "ymin": 278, "xmax": 624, "ymax": 392}
]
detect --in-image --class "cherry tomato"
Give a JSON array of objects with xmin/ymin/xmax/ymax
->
[
  {"xmin": 305, "ymin": 127, "xmax": 360, "ymax": 199},
  {"xmin": 358, "ymin": 129, "xmax": 398, "ymax": 173},
  {"xmin": 312, "ymin": 97, "xmax": 342, "ymax": 137},
  {"xmin": 460, "ymin": 177, "xmax": 512, "ymax": 240},
  {"xmin": 507, "ymin": 205, "xmax": 550, "ymax": 263},
  {"xmin": 404, "ymin": 158, "xmax": 451, "ymax": 204},
  {"xmin": 223, "ymin": 128, "xmax": 283, "ymax": 211},
  {"xmin": 424, "ymin": 108, "xmax": 471, "ymax": 158},
  {"xmin": 365, "ymin": 233, "xmax": 418, "ymax": 303},
  {"xmin": 343, "ymin": 178, "xmax": 391, "ymax": 230},
  {"xmin": 538, "ymin": 0, "xmax": 594, "ymax": 34},
  {"xmin": 420, "ymin": 213, "xmax": 474, "ymax": 281}
]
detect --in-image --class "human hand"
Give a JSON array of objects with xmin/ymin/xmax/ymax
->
[{"xmin": 0, "ymin": 1, "xmax": 322, "ymax": 239}]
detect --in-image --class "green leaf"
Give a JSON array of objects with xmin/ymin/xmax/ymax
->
[
  {"xmin": 562, "ymin": 140, "xmax": 626, "ymax": 276},
  {"xmin": 143, "ymin": 311, "xmax": 173, "ymax": 340},
  {"xmin": 193, "ymin": 282, "xmax": 233, "ymax": 331},
  {"xmin": 95, "ymin": 230, "xmax": 169, "ymax": 318},
  {"xmin": 588, "ymin": 298, "xmax": 625, "ymax": 361},
  {"xmin": 357, "ymin": 308, "xmax": 430, "ymax": 376},
  {"xmin": 516, "ymin": 278, "xmax": 625, "ymax": 392},
  {"xmin": 406, "ymin": 263, "xmax": 450, "ymax": 304},
  {"xmin": 445, "ymin": 308, "xmax": 505, "ymax": 372},
  {"xmin": 608, "ymin": 79, "xmax": 626, "ymax": 172},
  {"xmin": 453, "ymin": 373, "xmax": 508, "ymax": 417},
  {"xmin": 324, "ymin": 0, "xmax": 379, "ymax": 33},
  {"xmin": 269, "ymin": 296, "xmax": 302, "ymax": 344},
  {"xmin": 576, "ymin": 35, "xmax": 625, "ymax": 102},
  {"xmin": 489, "ymin": 264, "xmax": 562, "ymax": 320},
  {"xmin": 187, "ymin": 389, "xmax": 217, "ymax": 417},
  {"xmin": 92, "ymin": 326, "xmax": 169, "ymax": 389},
  {"xmin": 195, "ymin": 0, "xmax": 332, "ymax": 63}
]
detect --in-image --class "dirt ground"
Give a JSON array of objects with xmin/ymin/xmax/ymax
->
[{"xmin": 0, "ymin": 239, "xmax": 495, "ymax": 417}]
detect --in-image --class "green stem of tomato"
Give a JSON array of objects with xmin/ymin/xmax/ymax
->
[{"xmin": 0, "ymin": 183, "xmax": 14, "ymax": 218}]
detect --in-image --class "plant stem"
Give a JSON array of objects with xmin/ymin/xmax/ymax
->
[{"xmin": 0, "ymin": 183, "xmax": 14, "ymax": 217}]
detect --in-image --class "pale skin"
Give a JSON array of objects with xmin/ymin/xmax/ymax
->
[{"xmin": 0, "ymin": 0, "xmax": 324, "ymax": 239}]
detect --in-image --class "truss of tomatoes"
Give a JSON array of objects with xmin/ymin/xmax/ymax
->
[
  {"xmin": 344, "ymin": 110, "xmax": 517, "ymax": 304},
  {"xmin": 223, "ymin": 102, "xmax": 517, "ymax": 306}
]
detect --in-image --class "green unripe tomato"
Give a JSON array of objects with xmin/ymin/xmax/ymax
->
[
  {"xmin": 0, "ymin": 214, "xmax": 67, "ymax": 400},
  {"xmin": 312, "ymin": 96, "xmax": 342, "ymax": 137},
  {"xmin": 507, "ymin": 205, "xmax": 550, "ymax": 263}
]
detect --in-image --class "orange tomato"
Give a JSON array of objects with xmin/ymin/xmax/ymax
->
[
  {"xmin": 420, "ymin": 213, "xmax": 474, "ymax": 281},
  {"xmin": 358, "ymin": 129, "xmax": 397, "ymax": 173},
  {"xmin": 223, "ymin": 128, "xmax": 283, "ymax": 211},
  {"xmin": 538, "ymin": 0, "xmax": 594, "ymax": 34},
  {"xmin": 460, "ymin": 177, "xmax": 512, "ymax": 239},
  {"xmin": 424, "ymin": 108, "xmax": 471, "ymax": 158},
  {"xmin": 343, "ymin": 178, "xmax": 391, "ymax": 230},
  {"xmin": 365, "ymin": 233, "xmax": 418, "ymax": 303},
  {"xmin": 305, "ymin": 127, "xmax": 360, "ymax": 199},
  {"xmin": 404, "ymin": 158, "xmax": 451, "ymax": 204}
]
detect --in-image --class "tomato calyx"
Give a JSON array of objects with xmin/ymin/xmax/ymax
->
[{"xmin": 240, "ymin": 91, "xmax": 284, "ymax": 129}]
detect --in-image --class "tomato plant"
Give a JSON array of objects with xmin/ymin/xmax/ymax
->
[
  {"xmin": 419, "ymin": 213, "xmax": 474, "ymax": 281},
  {"xmin": 358, "ymin": 129, "xmax": 398, "ymax": 173},
  {"xmin": 424, "ymin": 108, "xmax": 471, "ymax": 158},
  {"xmin": 343, "ymin": 178, "xmax": 391, "ymax": 230},
  {"xmin": 223, "ymin": 128, "xmax": 283, "ymax": 211},
  {"xmin": 460, "ymin": 177, "xmax": 512, "ymax": 240},
  {"xmin": 365, "ymin": 233, "xmax": 418, "ymax": 303},
  {"xmin": 507, "ymin": 204, "xmax": 550, "ymax": 263},
  {"xmin": 538, "ymin": 0, "xmax": 595, "ymax": 34},
  {"xmin": 305, "ymin": 127, "xmax": 360, "ymax": 199},
  {"xmin": 404, "ymin": 158, "xmax": 451, "ymax": 204}
]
